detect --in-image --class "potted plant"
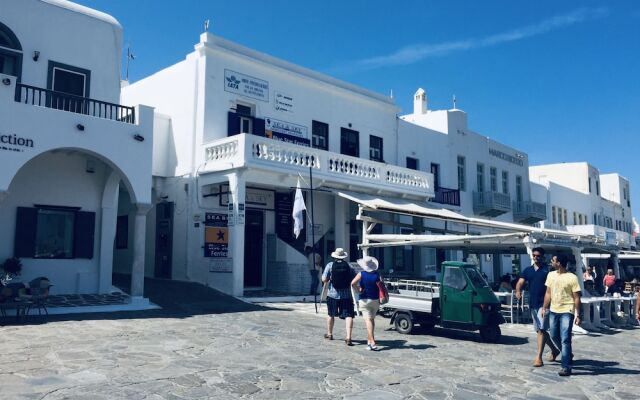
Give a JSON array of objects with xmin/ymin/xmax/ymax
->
[{"xmin": 1, "ymin": 257, "xmax": 22, "ymax": 285}]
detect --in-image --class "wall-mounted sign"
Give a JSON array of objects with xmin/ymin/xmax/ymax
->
[
  {"xmin": 227, "ymin": 203, "xmax": 235, "ymax": 226},
  {"xmin": 265, "ymin": 117, "xmax": 310, "ymax": 147},
  {"xmin": 210, "ymin": 259, "xmax": 233, "ymax": 273},
  {"xmin": 238, "ymin": 203, "xmax": 245, "ymax": 225},
  {"xmin": 219, "ymin": 185, "xmax": 275, "ymax": 210},
  {"xmin": 274, "ymin": 91, "xmax": 294, "ymax": 113},
  {"xmin": 224, "ymin": 69, "xmax": 269, "ymax": 102},
  {"xmin": 489, "ymin": 148, "xmax": 524, "ymax": 166},
  {"xmin": 275, "ymin": 192, "xmax": 294, "ymax": 242},
  {"xmin": 204, "ymin": 213, "xmax": 228, "ymax": 258},
  {"xmin": 0, "ymin": 133, "xmax": 34, "ymax": 153}
]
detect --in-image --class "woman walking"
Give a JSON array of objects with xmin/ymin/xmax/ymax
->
[{"xmin": 352, "ymin": 256, "xmax": 382, "ymax": 351}]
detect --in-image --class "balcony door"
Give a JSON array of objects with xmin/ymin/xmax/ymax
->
[
  {"xmin": 430, "ymin": 163, "xmax": 440, "ymax": 189},
  {"xmin": 340, "ymin": 128, "xmax": 359, "ymax": 157},
  {"xmin": 47, "ymin": 61, "xmax": 91, "ymax": 112}
]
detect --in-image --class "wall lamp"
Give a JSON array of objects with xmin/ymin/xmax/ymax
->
[
  {"xmin": 2, "ymin": 78, "xmax": 10, "ymax": 86},
  {"xmin": 76, "ymin": 124, "xmax": 85, "ymax": 131},
  {"xmin": 33, "ymin": 51, "xmax": 40, "ymax": 62},
  {"xmin": 133, "ymin": 133, "xmax": 145, "ymax": 142}
]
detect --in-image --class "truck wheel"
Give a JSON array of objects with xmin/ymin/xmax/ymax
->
[
  {"xmin": 479, "ymin": 325, "xmax": 501, "ymax": 343},
  {"xmin": 394, "ymin": 313, "xmax": 414, "ymax": 334}
]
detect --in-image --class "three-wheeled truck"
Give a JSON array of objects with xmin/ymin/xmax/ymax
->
[{"xmin": 380, "ymin": 261, "xmax": 505, "ymax": 342}]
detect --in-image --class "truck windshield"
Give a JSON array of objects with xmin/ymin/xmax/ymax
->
[{"xmin": 466, "ymin": 268, "xmax": 489, "ymax": 288}]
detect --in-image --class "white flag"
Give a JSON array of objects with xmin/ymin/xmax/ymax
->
[
  {"xmin": 292, "ymin": 179, "xmax": 306, "ymax": 239},
  {"xmin": 633, "ymin": 217, "xmax": 639, "ymax": 238}
]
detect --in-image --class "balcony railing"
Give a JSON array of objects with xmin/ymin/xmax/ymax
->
[
  {"xmin": 473, "ymin": 191, "xmax": 511, "ymax": 217},
  {"xmin": 512, "ymin": 200, "xmax": 547, "ymax": 224},
  {"xmin": 204, "ymin": 134, "xmax": 434, "ymax": 198},
  {"xmin": 14, "ymin": 83, "xmax": 136, "ymax": 124},
  {"xmin": 431, "ymin": 186, "xmax": 460, "ymax": 206}
]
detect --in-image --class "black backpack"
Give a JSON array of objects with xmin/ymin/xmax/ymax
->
[{"xmin": 331, "ymin": 260, "xmax": 351, "ymax": 289}]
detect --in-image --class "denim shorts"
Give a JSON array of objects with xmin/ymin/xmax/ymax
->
[
  {"xmin": 531, "ymin": 307, "xmax": 550, "ymax": 332},
  {"xmin": 327, "ymin": 296, "xmax": 355, "ymax": 319}
]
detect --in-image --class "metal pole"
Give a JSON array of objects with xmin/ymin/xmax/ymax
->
[{"xmin": 310, "ymin": 158, "xmax": 317, "ymax": 313}]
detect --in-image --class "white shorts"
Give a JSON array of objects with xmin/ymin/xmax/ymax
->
[{"xmin": 358, "ymin": 299, "xmax": 380, "ymax": 319}]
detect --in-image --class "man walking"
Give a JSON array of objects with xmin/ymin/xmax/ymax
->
[
  {"xmin": 322, "ymin": 248, "xmax": 356, "ymax": 346},
  {"xmin": 516, "ymin": 247, "xmax": 559, "ymax": 367},
  {"xmin": 542, "ymin": 254, "xmax": 582, "ymax": 377}
]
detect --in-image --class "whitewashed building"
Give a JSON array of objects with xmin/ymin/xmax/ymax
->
[{"xmin": 0, "ymin": 0, "xmax": 154, "ymax": 297}]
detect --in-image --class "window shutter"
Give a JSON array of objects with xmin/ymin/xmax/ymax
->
[
  {"xmin": 74, "ymin": 211, "xmax": 95, "ymax": 259},
  {"xmin": 227, "ymin": 112, "xmax": 240, "ymax": 136},
  {"xmin": 14, "ymin": 207, "xmax": 37, "ymax": 258},
  {"xmin": 254, "ymin": 118, "xmax": 265, "ymax": 137}
]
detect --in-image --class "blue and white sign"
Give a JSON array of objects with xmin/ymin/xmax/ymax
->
[
  {"xmin": 265, "ymin": 117, "xmax": 310, "ymax": 146},
  {"xmin": 224, "ymin": 69, "xmax": 269, "ymax": 102}
]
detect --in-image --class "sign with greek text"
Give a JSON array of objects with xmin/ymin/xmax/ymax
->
[{"xmin": 224, "ymin": 69, "xmax": 269, "ymax": 102}]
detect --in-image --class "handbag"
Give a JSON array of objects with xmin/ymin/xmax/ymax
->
[{"xmin": 377, "ymin": 280, "xmax": 389, "ymax": 305}]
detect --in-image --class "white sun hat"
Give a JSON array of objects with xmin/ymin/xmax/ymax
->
[
  {"xmin": 330, "ymin": 248, "xmax": 348, "ymax": 259},
  {"xmin": 357, "ymin": 256, "xmax": 379, "ymax": 272}
]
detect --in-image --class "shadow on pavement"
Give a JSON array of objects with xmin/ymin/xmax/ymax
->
[
  {"xmin": 571, "ymin": 359, "xmax": 640, "ymax": 376},
  {"xmin": 382, "ymin": 326, "xmax": 529, "ymax": 345}
]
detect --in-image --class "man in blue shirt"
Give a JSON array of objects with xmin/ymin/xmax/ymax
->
[
  {"xmin": 515, "ymin": 247, "xmax": 559, "ymax": 367},
  {"xmin": 322, "ymin": 248, "xmax": 356, "ymax": 346}
]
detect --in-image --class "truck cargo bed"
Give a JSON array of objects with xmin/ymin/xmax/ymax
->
[{"xmin": 382, "ymin": 279, "xmax": 441, "ymax": 314}]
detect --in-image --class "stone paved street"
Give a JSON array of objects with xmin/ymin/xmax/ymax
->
[{"xmin": 1, "ymin": 281, "xmax": 639, "ymax": 399}]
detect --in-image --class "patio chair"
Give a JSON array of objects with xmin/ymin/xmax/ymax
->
[
  {"xmin": 26, "ymin": 277, "xmax": 52, "ymax": 315},
  {"xmin": 500, "ymin": 291, "xmax": 517, "ymax": 323},
  {"xmin": 0, "ymin": 283, "xmax": 31, "ymax": 321}
]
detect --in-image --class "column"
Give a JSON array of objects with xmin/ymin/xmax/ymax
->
[
  {"xmin": 130, "ymin": 204, "xmax": 152, "ymax": 298},
  {"xmin": 98, "ymin": 173, "xmax": 120, "ymax": 294},
  {"xmin": 228, "ymin": 171, "xmax": 246, "ymax": 297},
  {"xmin": 611, "ymin": 253, "xmax": 621, "ymax": 279}
]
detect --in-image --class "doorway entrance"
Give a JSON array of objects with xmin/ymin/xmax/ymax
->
[
  {"xmin": 154, "ymin": 202, "xmax": 173, "ymax": 279},
  {"xmin": 244, "ymin": 209, "xmax": 264, "ymax": 287}
]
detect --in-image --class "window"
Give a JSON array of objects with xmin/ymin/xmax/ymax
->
[
  {"xmin": 431, "ymin": 163, "xmax": 440, "ymax": 189},
  {"xmin": 227, "ymin": 104, "xmax": 265, "ymax": 137},
  {"xmin": 563, "ymin": 209, "xmax": 568, "ymax": 226},
  {"xmin": 588, "ymin": 178, "xmax": 592, "ymax": 193},
  {"xmin": 476, "ymin": 163, "xmax": 485, "ymax": 192},
  {"xmin": 46, "ymin": 61, "xmax": 92, "ymax": 113},
  {"xmin": 457, "ymin": 156, "xmax": 466, "ymax": 191},
  {"xmin": 502, "ymin": 171, "xmax": 509, "ymax": 194},
  {"xmin": 573, "ymin": 212, "xmax": 577, "ymax": 225},
  {"xmin": 14, "ymin": 206, "xmax": 95, "ymax": 259},
  {"xmin": 552, "ymin": 206, "xmax": 557, "ymax": 224},
  {"xmin": 596, "ymin": 180, "xmax": 600, "ymax": 196},
  {"xmin": 116, "ymin": 215, "xmax": 128, "ymax": 249},
  {"xmin": 516, "ymin": 175, "xmax": 523, "ymax": 202},
  {"xmin": 443, "ymin": 266, "xmax": 467, "ymax": 291},
  {"xmin": 490, "ymin": 167, "xmax": 497, "ymax": 192},
  {"xmin": 340, "ymin": 128, "xmax": 359, "ymax": 157},
  {"xmin": 406, "ymin": 157, "xmax": 418, "ymax": 170},
  {"xmin": 0, "ymin": 22, "xmax": 22, "ymax": 78},
  {"xmin": 311, "ymin": 120, "xmax": 328, "ymax": 150},
  {"xmin": 369, "ymin": 135, "xmax": 383, "ymax": 162},
  {"xmin": 584, "ymin": 215, "xmax": 588, "ymax": 224}
]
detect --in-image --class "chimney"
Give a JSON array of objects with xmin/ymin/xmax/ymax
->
[{"xmin": 413, "ymin": 88, "xmax": 427, "ymax": 114}]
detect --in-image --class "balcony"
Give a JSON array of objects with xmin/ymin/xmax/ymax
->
[
  {"xmin": 203, "ymin": 134, "xmax": 434, "ymax": 199},
  {"xmin": 14, "ymin": 83, "xmax": 136, "ymax": 124},
  {"xmin": 431, "ymin": 186, "xmax": 460, "ymax": 207},
  {"xmin": 472, "ymin": 191, "xmax": 511, "ymax": 217},
  {"xmin": 513, "ymin": 200, "xmax": 547, "ymax": 224}
]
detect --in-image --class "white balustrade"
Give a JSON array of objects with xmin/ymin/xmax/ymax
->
[{"xmin": 204, "ymin": 134, "xmax": 433, "ymax": 197}]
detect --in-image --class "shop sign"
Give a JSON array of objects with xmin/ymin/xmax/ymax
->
[
  {"xmin": 204, "ymin": 213, "xmax": 228, "ymax": 258},
  {"xmin": 224, "ymin": 69, "xmax": 269, "ymax": 102},
  {"xmin": 274, "ymin": 91, "xmax": 294, "ymax": 113},
  {"xmin": 219, "ymin": 185, "xmax": 275, "ymax": 210},
  {"xmin": 265, "ymin": 117, "xmax": 310, "ymax": 147},
  {"xmin": 0, "ymin": 132, "xmax": 34, "ymax": 153},
  {"xmin": 489, "ymin": 148, "xmax": 524, "ymax": 166}
]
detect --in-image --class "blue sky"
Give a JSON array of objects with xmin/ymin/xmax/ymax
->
[{"xmin": 76, "ymin": 0, "xmax": 640, "ymax": 220}]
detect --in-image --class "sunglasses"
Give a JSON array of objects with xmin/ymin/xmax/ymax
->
[{"xmin": 532, "ymin": 254, "xmax": 543, "ymax": 258}]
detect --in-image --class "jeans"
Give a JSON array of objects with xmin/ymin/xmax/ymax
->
[
  {"xmin": 549, "ymin": 312, "xmax": 574, "ymax": 370},
  {"xmin": 309, "ymin": 270, "xmax": 320, "ymax": 295}
]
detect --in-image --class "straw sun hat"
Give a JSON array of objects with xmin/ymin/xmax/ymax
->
[
  {"xmin": 357, "ymin": 256, "xmax": 379, "ymax": 272},
  {"xmin": 330, "ymin": 248, "xmax": 348, "ymax": 259}
]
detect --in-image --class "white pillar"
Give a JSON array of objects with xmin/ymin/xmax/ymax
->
[
  {"xmin": 130, "ymin": 204, "xmax": 152, "ymax": 298},
  {"xmin": 611, "ymin": 253, "xmax": 621, "ymax": 279},
  {"xmin": 228, "ymin": 171, "xmax": 246, "ymax": 297},
  {"xmin": 334, "ymin": 196, "xmax": 348, "ymax": 251},
  {"xmin": 570, "ymin": 247, "xmax": 586, "ymax": 294},
  {"xmin": 98, "ymin": 173, "xmax": 120, "ymax": 294}
]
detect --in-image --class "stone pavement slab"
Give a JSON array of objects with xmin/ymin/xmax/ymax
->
[{"xmin": 1, "ymin": 288, "xmax": 639, "ymax": 399}]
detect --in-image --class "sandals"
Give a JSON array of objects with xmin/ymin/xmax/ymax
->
[
  {"xmin": 323, "ymin": 334, "xmax": 333, "ymax": 340},
  {"xmin": 345, "ymin": 339, "xmax": 353, "ymax": 346}
]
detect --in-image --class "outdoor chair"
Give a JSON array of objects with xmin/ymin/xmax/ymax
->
[
  {"xmin": 500, "ymin": 291, "xmax": 517, "ymax": 323},
  {"xmin": 26, "ymin": 277, "xmax": 52, "ymax": 315},
  {"xmin": 0, "ymin": 283, "xmax": 31, "ymax": 322}
]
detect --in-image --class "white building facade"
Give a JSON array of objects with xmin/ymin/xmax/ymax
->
[{"xmin": 0, "ymin": 0, "xmax": 154, "ymax": 297}]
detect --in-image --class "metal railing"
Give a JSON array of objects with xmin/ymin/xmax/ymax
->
[
  {"xmin": 473, "ymin": 190, "xmax": 511, "ymax": 216},
  {"xmin": 432, "ymin": 186, "xmax": 460, "ymax": 206},
  {"xmin": 14, "ymin": 83, "xmax": 136, "ymax": 124},
  {"xmin": 513, "ymin": 200, "xmax": 547, "ymax": 223}
]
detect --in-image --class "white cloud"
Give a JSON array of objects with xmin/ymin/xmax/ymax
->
[{"xmin": 351, "ymin": 7, "xmax": 608, "ymax": 70}]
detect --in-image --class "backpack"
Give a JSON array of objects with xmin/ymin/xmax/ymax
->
[{"xmin": 330, "ymin": 260, "xmax": 351, "ymax": 289}]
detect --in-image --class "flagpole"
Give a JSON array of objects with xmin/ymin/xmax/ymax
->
[{"xmin": 310, "ymin": 156, "xmax": 317, "ymax": 314}]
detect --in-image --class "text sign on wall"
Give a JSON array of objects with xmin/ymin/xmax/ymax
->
[
  {"xmin": 274, "ymin": 91, "xmax": 294, "ymax": 113},
  {"xmin": 224, "ymin": 69, "xmax": 269, "ymax": 102},
  {"xmin": 204, "ymin": 213, "xmax": 228, "ymax": 258},
  {"xmin": 265, "ymin": 117, "xmax": 310, "ymax": 147},
  {"xmin": 220, "ymin": 184, "xmax": 275, "ymax": 210},
  {"xmin": 0, "ymin": 132, "xmax": 34, "ymax": 153},
  {"xmin": 489, "ymin": 148, "xmax": 524, "ymax": 166}
]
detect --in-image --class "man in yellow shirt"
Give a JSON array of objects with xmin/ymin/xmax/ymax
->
[{"xmin": 542, "ymin": 254, "xmax": 581, "ymax": 377}]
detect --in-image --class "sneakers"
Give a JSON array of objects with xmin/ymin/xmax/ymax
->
[{"xmin": 558, "ymin": 368, "xmax": 571, "ymax": 377}]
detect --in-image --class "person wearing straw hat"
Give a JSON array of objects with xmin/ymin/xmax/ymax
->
[
  {"xmin": 351, "ymin": 256, "xmax": 382, "ymax": 351},
  {"xmin": 322, "ymin": 247, "xmax": 356, "ymax": 346}
]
